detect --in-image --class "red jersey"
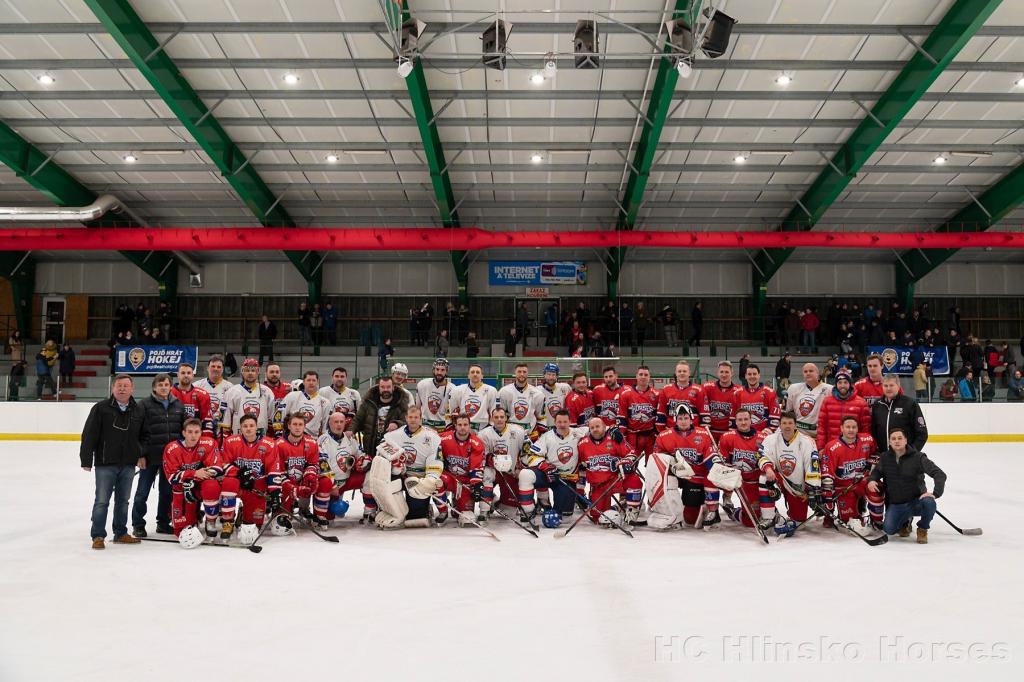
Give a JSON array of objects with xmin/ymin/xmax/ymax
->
[
  {"xmin": 439, "ymin": 431, "xmax": 486, "ymax": 481},
  {"xmin": 592, "ymin": 383, "xmax": 627, "ymax": 426},
  {"xmin": 274, "ymin": 434, "xmax": 320, "ymax": 483},
  {"xmin": 816, "ymin": 391, "xmax": 872, "ymax": 451},
  {"xmin": 731, "ymin": 384, "xmax": 780, "ymax": 433},
  {"xmin": 565, "ymin": 389, "xmax": 596, "ymax": 426},
  {"xmin": 653, "ymin": 425, "xmax": 720, "ymax": 477},
  {"xmin": 161, "ymin": 436, "xmax": 220, "ymax": 484},
  {"xmin": 172, "ymin": 384, "xmax": 213, "ymax": 435},
  {"xmin": 717, "ymin": 428, "xmax": 766, "ymax": 482},
  {"xmin": 656, "ymin": 382, "xmax": 705, "ymax": 431},
  {"xmin": 220, "ymin": 434, "xmax": 282, "ymax": 489},
  {"xmin": 820, "ymin": 434, "xmax": 876, "ymax": 485},
  {"xmin": 854, "ymin": 377, "xmax": 900, "ymax": 408},
  {"xmin": 577, "ymin": 433, "xmax": 634, "ymax": 485},
  {"xmin": 617, "ymin": 385, "xmax": 659, "ymax": 433},
  {"xmin": 701, "ymin": 381, "xmax": 739, "ymax": 434}
]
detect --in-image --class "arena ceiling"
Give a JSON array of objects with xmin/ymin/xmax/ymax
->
[{"xmin": 0, "ymin": 0, "xmax": 1023, "ymax": 275}]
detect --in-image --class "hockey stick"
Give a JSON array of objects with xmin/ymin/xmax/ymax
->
[
  {"xmin": 290, "ymin": 513, "xmax": 341, "ymax": 543},
  {"xmin": 553, "ymin": 473, "xmax": 634, "ymax": 539},
  {"xmin": 780, "ymin": 474, "xmax": 869, "ymax": 537},
  {"xmin": 935, "ymin": 509, "xmax": 983, "ymax": 536},
  {"xmin": 139, "ymin": 535, "xmax": 253, "ymax": 549},
  {"xmin": 430, "ymin": 493, "xmax": 501, "ymax": 542},
  {"xmin": 487, "ymin": 504, "xmax": 539, "ymax": 538},
  {"xmin": 728, "ymin": 487, "xmax": 769, "ymax": 545},
  {"xmin": 248, "ymin": 507, "xmax": 291, "ymax": 554},
  {"xmin": 830, "ymin": 511, "xmax": 888, "ymax": 546}
]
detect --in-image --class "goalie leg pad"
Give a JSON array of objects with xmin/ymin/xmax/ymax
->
[
  {"xmin": 366, "ymin": 455, "xmax": 408, "ymax": 524},
  {"xmin": 645, "ymin": 458, "xmax": 685, "ymax": 529}
]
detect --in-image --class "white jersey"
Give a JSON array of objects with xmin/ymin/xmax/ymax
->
[
  {"xmin": 528, "ymin": 426, "xmax": 589, "ymax": 476},
  {"xmin": 416, "ymin": 377, "xmax": 454, "ymax": 430},
  {"xmin": 193, "ymin": 377, "xmax": 234, "ymax": 433},
  {"xmin": 319, "ymin": 384, "xmax": 361, "ymax": 416},
  {"xmin": 478, "ymin": 423, "xmax": 528, "ymax": 473},
  {"xmin": 318, "ymin": 430, "xmax": 364, "ymax": 485},
  {"xmin": 536, "ymin": 381, "xmax": 571, "ymax": 429},
  {"xmin": 784, "ymin": 381, "xmax": 832, "ymax": 434},
  {"xmin": 449, "ymin": 382, "xmax": 499, "ymax": 431},
  {"xmin": 281, "ymin": 390, "xmax": 332, "ymax": 438},
  {"xmin": 381, "ymin": 426, "xmax": 442, "ymax": 478},
  {"xmin": 222, "ymin": 382, "xmax": 275, "ymax": 437},
  {"xmin": 498, "ymin": 382, "xmax": 545, "ymax": 433},
  {"xmin": 395, "ymin": 383, "xmax": 416, "ymax": 408},
  {"xmin": 757, "ymin": 430, "xmax": 821, "ymax": 490}
]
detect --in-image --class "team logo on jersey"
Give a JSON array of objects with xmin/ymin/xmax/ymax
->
[
  {"xmin": 730, "ymin": 450, "xmax": 758, "ymax": 471},
  {"xmin": 779, "ymin": 454, "xmax": 797, "ymax": 478},
  {"xmin": 556, "ymin": 445, "xmax": 575, "ymax": 464},
  {"xmin": 427, "ymin": 394, "xmax": 443, "ymax": 416},
  {"xmin": 493, "ymin": 442, "xmax": 509, "ymax": 457},
  {"xmin": 513, "ymin": 399, "xmax": 529, "ymax": 421},
  {"xmin": 463, "ymin": 396, "xmax": 482, "ymax": 418},
  {"xmin": 694, "ymin": 435, "xmax": 703, "ymax": 445},
  {"xmin": 709, "ymin": 400, "xmax": 731, "ymax": 419},
  {"xmin": 298, "ymin": 406, "xmax": 315, "ymax": 423},
  {"xmin": 285, "ymin": 456, "xmax": 306, "ymax": 481},
  {"xmin": 242, "ymin": 398, "xmax": 262, "ymax": 417},
  {"xmin": 798, "ymin": 395, "xmax": 816, "ymax": 418}
]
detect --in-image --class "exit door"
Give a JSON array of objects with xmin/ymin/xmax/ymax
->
[
  {"xmin": 515, "ymin": 298, "xmax": 560, "ymax": 348},
  {"xmin": 42, "ymin": 296, "xmax": 66, "ymax": 345}
]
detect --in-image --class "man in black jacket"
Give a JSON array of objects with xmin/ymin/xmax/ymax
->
[
  {"xmin": 257, "ymin": 314, "xmax": 277, "ymax": 365},
  {"xmin": 870, "ymin": 375, "xmax": 928, "ymax": 453},
  {"xmin": 351, "ymin": 377, "xmax": 408, "ymax": 457},
  {"xmin": 80, "ymin": 374, "xmax": 146, "ymax": 549},
  {"xmin": 868, "ymin": 428, "xmax": 946, "ymax": 543},
  {"xmin": 131, "ymin": 373, "xmax": 185, "ymax": 537}
]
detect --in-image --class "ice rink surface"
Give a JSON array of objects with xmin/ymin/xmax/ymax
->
[{"xmin": 0, "ymin": 442, "xmax": 1019, "ymax": 682}]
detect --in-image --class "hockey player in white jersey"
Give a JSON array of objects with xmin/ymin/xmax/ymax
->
[
  {"xmin": 416, "ymin": 358, "xmax": 454, "ymax": 431},
  {"xmin": 390, "ymin": 362, "xmax": 417, "ymax": 407},
  {"xmin": 784, "ymin": 363, "xmax": 832, "ymax": 439},
  {"xmin": 757, "ymin": 411, "xmax": 822, "ymax": 532},
  {"xmin": 498, "ymin": 363, "xmax": 545, "ymax": 437},
  {"xmin": 449, "ymin": 363, "xmax": 498, "ymax": 432},
  {"xmin": 477, "ymin": 405, "xmax": 527, "ymax": 517},
  {"xmin": 221, "ymin": 358, "xmax": 276, "ymax": 437},
  {"xmin": 281, "ymin": 370, "xmax": 332, "ymax": 438},
  {"xmin": 536, "ymin": 363, "xmax": 570, "ymax": 431},
  {"xmin": 319, "ymin": 411, "xmax": 374, "ymax": 523},
  {"xmin": 193, "ymin": 355, "xmax": 235, "ymax": 437},
  {"xmin": 319, "ymin": 366, "xmax": 361, "ymax": 416},
  {"xmin": 520, "ymin": 409, "xmax": 588, "ymax": 521},
  {"xmin": 367, "ymin": 406, "xmax": 443, "ymax": 528}
]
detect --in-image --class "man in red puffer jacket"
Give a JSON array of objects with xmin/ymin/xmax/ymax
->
[{"xmin": 816, "ymin": 369, "xmax": 870, "ymax": 451}]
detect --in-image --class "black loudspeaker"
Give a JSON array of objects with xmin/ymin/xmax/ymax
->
[
  {"xmin": 574, "ymin": 20, "xmax": 599, "ymax": 69},
  {"xmin": 482, "ymin": 20, "xmax": 511, "ymax": 70},
  {"xmin": 701, "ymin": 9, "xmax": 735, "ymax": 58}
]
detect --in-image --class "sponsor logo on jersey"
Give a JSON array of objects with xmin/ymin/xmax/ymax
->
[{"xmin": 779, "ymin": 453, "xmax": 797, "ymax": 478}]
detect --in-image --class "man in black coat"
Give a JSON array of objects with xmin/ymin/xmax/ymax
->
[
  {"xmin": 871, "ymin": 375, "xmax": 928, "ymax": 453},
  {"xmin": 131, "ymin": 373, "xmax": 186, "ymax": 537},
  {"xmin": 257, "ymin": 314, "xmax": 277, "ymax": 365},
  {"xmin": 868, "ymin": 428, "xmax": 946, "ymax": 543},
  {"xmin": 351, "ymin": 377, "xmax": 408, "ymax": 457},
  {"xmin": 80, "ymin": 374, "xmax": 146, "ymax": 549}
]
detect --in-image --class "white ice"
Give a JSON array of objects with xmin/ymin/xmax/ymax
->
[{"xmin": 0, "ymin": 442, "xmax": 1020, "ymax": 682}]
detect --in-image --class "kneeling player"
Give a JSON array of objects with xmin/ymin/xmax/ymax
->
[
  {"xmin": 651, "ymin": 404, "xmax": 724, "ymax": 528},
  {"xmin": 319, "ymin": 410, "xmax": 374, "ymax": 522},
  {"xmin": 520, "ymin": 410, "xmax": 588, "ymax": 520},
  {"xmin": 477, "ymin": 406, "xmax": 527, "ymax": 517},
  {"xmin": 717, "ymin": 408, "xmax": 766, "ymax": 527},
  {"xmin": 438, "ymin": 414, "xmax": 487, "ymax": 525},
  {"xmin": 277, "ymin": 412, "xmax": 332, "ymax": 529},
  {"xmin": 577, "ymin": 417, "xmax": 641, "ymax": 526},
  {"xmin": 163, "ymin": 418, "xmax": 234, "ymax": 546},
  {"xmin": 757, "ymin": 411, "xmax": 821, "ymax": 530},
  {"xmin": 820, "ymin": 415, "xmax": 884, "ymax": 529},
  {"xmin": 221, "ymin": 414, "xmax": 285, "ymax": 540}
]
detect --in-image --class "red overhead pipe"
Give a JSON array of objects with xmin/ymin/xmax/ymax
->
[{"xmin": 0, "ymin": 227, "xmax": 1022, "ymax": 251}]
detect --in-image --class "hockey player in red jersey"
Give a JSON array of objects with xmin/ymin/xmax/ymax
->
[
  {"xmin": 820, "ymin": 415, "xmax": 885, "ymax": 528},
  {"xmin": 276, "ymin": 412, "xmax": 333, "ymax": 529},
  {"xmin": 262, "ymin": 363, "xmax": 291, "ymax": 437},
  {"xmin": 816, "ymin": 369, "xmax": 871, "ymax": 451},
  {"xmin": 162, "ymin": 418, "xmax": 235, "ymax": 545},
  {"xmin": 702, "ymin": 360, "xmax": 739, "ymax": 441},
  {"xmin": 220, "ymin": 414, "xmax": 284, "ymax": 537},
  {"xmin": 171, "ymin": 362, "xmax": 213, "ymax": 436},
  {"xmin": 730, "ymin": 364, "xmax": 780, "ymax": 433},
  {"xmin": 717, "ymin": 408, "xmax": 767, "ymax": 527},
  {"xmin": 577, "ymin": 417, "xmax": 641, "ymax": 525},
  {"xmin": 437, "ymin": 414, "xmax": 487, "ymax": 525},
  {"xmin": 656, "ymin": 360, "xmax": 705, "ymax": 432},
  {"xmin": 565, "ymin": 372, "xmax": 597, "ymax": 426},
  {"xmin": 591, "ymin": 366, "xmax": 626, "ymax": 427},
  {"xmin": 617, "ymin": 365, "xmax": 659, "ymax": 458},
  {"xmin": 855, "ymin": 353, "xmax": 900, "ymax": 407},
  {"xmin": 653, "ymin": 403, "xmax": 726, "ymax": 527}
]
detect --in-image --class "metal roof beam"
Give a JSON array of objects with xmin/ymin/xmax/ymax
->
[{"xmin": 83, "ymin": 0, "xmax": 324, "ymax": 300}]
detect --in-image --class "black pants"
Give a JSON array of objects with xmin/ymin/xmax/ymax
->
[
  {"xmin": 132, "ymin": 463, "xmax": 172, "ymax": 529},
  {"xmin": 259, "ymin": 342, "xmax": 274, "ymax": 364}
]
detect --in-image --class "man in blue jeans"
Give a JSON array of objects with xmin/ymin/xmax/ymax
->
[
  {"xmin": 80, "ymin": 374, "xmax": 146, "ymax": 549},
  {"xmin": 867, "ymin": 427, "xmax": 947, "ymax": 544}
]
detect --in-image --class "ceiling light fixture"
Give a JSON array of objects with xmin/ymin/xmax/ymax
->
[
  {"xmin": 543, "ymin": 52, "xmax": 557, "ymax": 78},
  {"xmin": 676, "ymin": 60, "xmax": 692, "ymax": 78},
  {"xmin": 933, "ymin": 154, "xmax": 948, "ymax": 165},
  {"xmin": 123, "ymin": 153, "xmax": 138, "ymax": 163},
  {"xmin": 282, "ymin": 73, "xmax": 300, "ymax": 85},
  {"xmin": 397, "ymin": 58, "xmax": 414, "ymax": 79},
  {"xmin": 530, "ymin": 153, "xmax": 543, "ymax": 164},
  {"xmin": 530, "ymin": 72, "xmax": 545, "ymax": 85},
  {"xmin": 733, "ymin": 152, "xmax": 749, "ymax": 164},
  {"xmin": 775, "ymin": 72, "xmax": 793, "ymax": 86},
  {"xmin": 1015, "ymin": 76, "xmax": 1024, "ymax": 87},
  {"xmin": 37, "ymin": 73, "xmax": 55, "ymax": 86},
  {"xmin": 326, "ymin": 154, "xmax": 339, "ymax": 163}
]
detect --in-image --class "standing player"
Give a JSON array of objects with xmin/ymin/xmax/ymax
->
[
  {"xmin": 437, "ymin": 415, "xmax": 487, "ymax": 525},
  {"xmin": 716, "ymin": 408, "xmax": 766, "ymax": 526},
  {"xmin": 477, "ymin": 406, "xmax": 528, "ymax": 518},
  {"xmin": 816, "ymin": 369, "xmax": 871, "ymax": 451},
  {"xmin": 390, "ymin": 362, "xmax": 416, "ymax": 406},
  {"xmin": 320, "ymin": 410, "xmax": 373, "ymax": 521},
  {"xmin": 220, "ymin": 414, "xmax": 285, "ymax": 538},
  {"xmin": 617, "ymin": 365, "xmax": 659, "ymax": 458},
  {"xmin": 757, "ymin": 412, "xmax": 821, "ymax": 530},
  {"xmin": 320, "ymin": 366, "xmax": 361, "ymax": 416},
  {"xmin": 162, "ymin": 418, "xmax": 234, "ymax": 545},
  {"xmin": 416, "ymin": 358, "xmax": 454, "ymax": 432},
  {"xmin": 577, "ymin": 417, "xmax": 641, "ymax": 525},
  {"xmin": 374, "ymin": 406, "xmax": 443, "ymax": 527},
  {"xmin": 222, "ymin": 358, "xmax": 276, "ymax": 437},
  {"xmin": 730, "ymin": 364, "xmax": 780, "ymax": 433},
  {"xmin": 520, "ymin": 410, "xmax": 588, "ymax": 520},
  {"xmin": 656, "ymin": 360, "xmax": 705, "ymax": 432},
  {"xmin": 449, "ymin": 364, "xmax": 498, "ymax": 432},
  {"xmin": 565, "ymin": 372, "xmax": 596, "ymax": 426},
  {"xmin": 702, "ymin": 361, "xmax": 738, "ymax": 441},
  {"xmin": 820, "ymin": 415, "xmax": 884, "ymax": 530},
  {"xmin": 276, "ymin": 412, "xmax": 332, "ymax": 529},
  {"xmin": 855, "ymin": 353, "xmax": 900, "ymax": 407},
  {"xmin": 784, "ymin": 362, "xmax": 831, "ymax": 440},
  {"xmin": 592, "ymin": 366, "xmax": 626, "ymax": 427},
  {"xmin": 536, "ymin": 363, "xmax": 571, "ymax": 431},
  {"xmin": 262, "ymin": 362, "xmax": 291, "ymax": 437},
  {"xmin": 281, "ymin": 370, "xmax": 332, "ymax": 438},
  {"xmin": 172, "ymin": 362, "xmax": 213, "ymax": 436},
  {"xmin": 652, "ymin": 404, "xmax": 724, "ymax": 527},
  {"xmin": 498, "ymin": 363, "xmax": 545, "ymax": 437},
  {"xmin": 193, "ymin": 355, "xmax": 234, "ymax": 438}
]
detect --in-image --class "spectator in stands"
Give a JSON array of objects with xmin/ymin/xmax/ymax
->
[
  {"xmin": 569, "ymin": 320, "xmax": 584, "ymax": 355},
  {"xmin": 156, "ymin": 301, "xmax": 172, "ymax": 341},
  {"xmin": 435, "ymin": 329, "xmax": 450, "ymax": 358},
  {"xmin": 774, "ymin": 352, "xmax": 791, "ymax": 389},
  {"xmin": 1000, "ymin": 341, "xmax": 1016, "ymax": 384},
  {"xmin": 958, "ymin": 371, "xmax": 976, "ymax": 401},
  {"xmin": 619, "ymin": 302, "xmax": 634, "ymax": 352},
  {"xmin": 738, "ymin": 353, "xmax": 751, "ymax": 379},
  {"xmin": 505, "ymin": 326, "xmax": 520, "ymax": 357},
  {"xmin": 783, "ymin": 307, "xmax": 800, "ymax": 349},
  {"xmin": 542, "ymin": 303, "xmax": 558, "ymax": 346},
  {"xmin": 420, "ymin": 301, "xmax": 434, "ymax": 345},
  {"xmin": 799, "ymin": 308, "xmax": 820, "ymax": 353},
  {"xmin": 946, "ymin": 329, "xmax": 962, "ymax": 368},
  {"xmin": 35, "ymin": 340, "xmax": 58, "ymax": 399},
  {"xmin": 913, "ymin": 360, "xmax": 929, "ymax": 400},
  {"xmin": 1008, "ymin": 369, "xmax": 1023, "ymax": 402},
  {"xmin": 659, "ymin": 305, "xmax": 678, "ymax": 347},
  {"xmin": 457, "ymin": 303, "xmax": 470, "ymax": 343},
  {"xmin": 822, "ymin": 355, "xmax": 838, "ymax": 384},
  {"xmin": 149, "ymin": 327, "xmax": 164, "ymax": 345},
  {"xmin": 9, "ymin": 360, "xmax": 26, "ymax": 401},
  {"xmin": 465, "ymin": 331, "xmax": 480, "ymax": 359},
  {"xmin": 310, "ymin": 303, "xmax": 324, "ymax": 346},
  {"xmin": 984, "ymin": 340, "xmax": 1001, "ymax": 382},
  {"xmin": 633, "ymin": 302, "xmax": 648, "ymax": 353},
  {"xmin": 443, "ymin": 302, "xmax": 457, "ymax": 340},
  {"xmin": 947, "ymin": 306, "xmax": 961, "ymax": 335},
  {"xmin": 59, "ymin": 342, "xmax": 76, "ymax": 388},
  {"xmin": 298, "ymin": 301, "xmax": 312, "ymax": 346},
  {"xmin": 81, "ymin": 374, "xmax": 145, "ymax": 549},
  {"xmin": 132, "ymin": 373, "xmax": 184, "ymax": 537},
  {"xmin": 138, "ymin": 307, "xmax": 153, "ymax": 338},
  {"xmin": 133, "ymin": 303, "xmax": 147, "ymax": 336},
  {"xmin": 962, "ymin": 336, "xmax": 984, "ymax": 376},
  {"xmin": 378, "ymin": 336, "xmax": 394, "ymax": 375},
  {"xmin": 323, "ymin": 301, "xmax": 338, "ymax": 345},
  {"xmin": 257, "ymin": 314, "xmax": 277, "ymax": 365},
  {"xmin": 600, "ymin": 300, "xmax": 619, "ymax": 347},
  {"xmin": 689, "ymin": 302, "xmax": 703, "ymax": 348},
  {"xmin": 938, "ymin": 379, "xmax": 957, "ymax": 402},
  {"xmin": 980, "ymin": 373, "xmax": 995, "ymax": 402},
  {"xmin": 115, "ymin": 303, "xmax": 134, "ymax": 335},
  {"xmin": 7, "ymin": 329, "xmax": 25, "ymax": 365},
  {"xmin": 516, "ymin": 302, "xmax": 531, "ymax": 350},
  {"xmin": 575, "ymin": 301, "xmax": 590, "ymax": 331}
]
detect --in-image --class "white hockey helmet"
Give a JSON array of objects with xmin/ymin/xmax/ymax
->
[
  {"xmin": 598, "ymin": 509, "xmax": 622, "ymax": 527},
  {"xmin": 177, "ymin": 525, "xmax": 205, "ymax": 550},
  {"xmin": 391, "ymin": 362, "xmax": 409, "ymax": 377},
  {"xmin": 237, "ymin": 523, "xmax": 259, "ymax": 546},
  {"xmin": 270, "ymin": 516, "xmax": 293, "ymax": 537},
  {"xmin": 290, "ymin": 379, "xmax": 303, "ymax": 391}
]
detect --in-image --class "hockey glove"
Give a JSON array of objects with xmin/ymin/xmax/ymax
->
[
  {"xmin": 805, "ymin": 486, "xmax": 822, "ymax": 508},
  {"xmin": 618, "ymin": 455, "xmax": 637, "ymax": 474},
  {"xmin": 267, "ymin": 489, "xmax": 282, "ymax": 512},
  {"xmin": 610, "ymin": 427, "xmax": 624, "ymax": 444},
  {"xmin": 537, "ymin": 460, "xmax": 558, "ymax": 484},
  {"xmin": 470, "ymin": 482, "xmax": 484, "ymax": 502},
  {"xmin": 239, "ymin": 467, "xmax": 259, "ymax": 490},
  {"xmin": 181, "ymin": 478, "xmax": 197, "ymax": 504}
]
